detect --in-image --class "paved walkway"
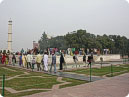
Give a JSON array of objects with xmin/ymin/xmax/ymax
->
[
  {"xmin": 48, "ymin": 72, "xmax": 104, "ymax": 81},
  {"xmin": 24, "ymin": 73, "xmax": 129, "ymax": 97},
  {"xmin": 8, "ymin": 64, "xmax": 104, "ymax": 82},
  {"xmin": 2, "ymin": 61, "xmax": 125, "ymax": 82}
]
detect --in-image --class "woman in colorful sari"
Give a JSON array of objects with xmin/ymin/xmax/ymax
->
[
  {"xmin": 5, "ymin": 54, "xmax": 9, "ymax": 65},
  {"xmin": 19, "ymin": 54, "xmax": 22, "ymax": 67},
  {"xmin": 22, "ymin": 54, "xmax": 27, "ymax": 68}
]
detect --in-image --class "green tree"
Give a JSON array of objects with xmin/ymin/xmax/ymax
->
[{"xmin": 38, "ymin": 32, "xmax": 49, "ymax": 51}]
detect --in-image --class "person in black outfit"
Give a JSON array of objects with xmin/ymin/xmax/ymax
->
[
  {"xmin": 83, "ymin": 54, "xmax": 86, "ymax": 67},
  {"xmin": 87, "ymin": 56, "xmax": 92, "ymax": 67},
  {"xmin": 60, "ymin": 53, "xmax": 64, "ymax": 70},
  {"xmin": 12, "ymin": 54, "xmax": 16, "ymax": 66}
]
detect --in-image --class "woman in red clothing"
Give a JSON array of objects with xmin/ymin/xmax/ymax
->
[{"xmin": 2, "ymin": 53, "xmax": 6, "ymax": 64}]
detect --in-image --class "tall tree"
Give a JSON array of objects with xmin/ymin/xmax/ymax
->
[{"xmin": 38, "ymin": 32, "xmax": 49, "ymax": 51}]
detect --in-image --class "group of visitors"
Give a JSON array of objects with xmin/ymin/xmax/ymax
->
[
  {"xmin": 72, "ymin": 53, "xmax": 93, "ymax": 68},
  {"xmin": 0, "ymin": 53, "xmax": 16, "ymax": 66},
  {"xmin": 0, "ymin": 50, "xmax": 93, "ymax": 73},
  {"xmin": 0, "ymin": 51, "xmax": 68, "ymax": 73},
  {"xmin": 17, "ymin": 52, "xmax": 50, "ymax": 72}
]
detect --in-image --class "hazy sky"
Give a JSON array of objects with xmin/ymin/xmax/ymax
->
[{"xmin": 0, "ymin": 0, "xmax": 129, "ymax": 51}]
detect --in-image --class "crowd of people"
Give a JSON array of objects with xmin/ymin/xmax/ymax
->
[
  {"xmin": 0, "ymin": 50, "xmax": 93, "ymax": 73},
  {"xmin": 0, "ymin": 53, "xmax": 16, "ymax": 66},
  {"xmin": 0, "ymin": 51, "xmax": 68, "ymax": 73}
]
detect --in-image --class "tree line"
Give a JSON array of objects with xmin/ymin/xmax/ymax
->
[{"xmin": 38, "ymin": 29, "xmax": 129, "ymax": 56}]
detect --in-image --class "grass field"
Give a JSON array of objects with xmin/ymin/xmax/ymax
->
[
  {"xmin": 0, "ymin": 65, "xmax": 88, "ymax": 97},
  {"xmin": 66, "ymin": 64, "xmax": 129, "ymax": 77},
  {"xmin": 1, "ymin": 64, "xmax": 128, "ymax": 96}
]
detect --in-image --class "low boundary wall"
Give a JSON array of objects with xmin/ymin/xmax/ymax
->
[{"xmin": 16, "ymin": 54, "xmax": 120, "ymax": 64}]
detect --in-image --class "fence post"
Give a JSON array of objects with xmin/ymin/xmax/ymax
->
[
  {"xmin": 100, "ymin": 57, "xmax": 103, "ymax": 68},
  {"xmin": 123, "ymin": 58, "xmax": 124, "ymax": 64},
  {"xmin": 2, "ymin": 74, "xmax": 5, "ymax": 97},
  {"xmin": 90, "ymin": 62, "xmax": 92, "ymax": 82},
  {"xmin": 101, "ymin": 61, "xmax": 102, "ymax": 68}
]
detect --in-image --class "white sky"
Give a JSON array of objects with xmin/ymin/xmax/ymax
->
[{"xmin": 0, "ymin": 0, "xmax": 129, "ymax": 51}]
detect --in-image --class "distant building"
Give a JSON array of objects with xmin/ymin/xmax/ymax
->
[{"xmin": 33, "ymin": 41, "xmax": 39, "ymax": 49}]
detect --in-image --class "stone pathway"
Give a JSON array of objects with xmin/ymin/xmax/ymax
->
[
  {"xmin": 48, "ymin": 72, "xmax": 104, "ymax": 82},
  {"xmin": 52, "ymin": 77, "xmax": 71, "ymax": 90},
  {"xmin": 24, "ymin": 73, "xmax": 129, "ymax": 97},
  {"xmin": 6, "ymin": 64, "xmax": 104, "ymax": 82}
]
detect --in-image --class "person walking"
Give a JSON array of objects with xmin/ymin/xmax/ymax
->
[
  {"xmin": 83, "ymin": 54, "xmax": 86, "ymax": 67},
  {"xmin": 36, "ymin": 52, "xmax": 42, "ymax": 71},
  {"xmin": 12, "ymin": 54, "xmax": 16, "ymax": 66},
  {"xmin": 50, "ymin": 53, "xmax": 56, "ymax": 73},
  {"xmin": 2, "ymin": 53, "xmax": 6, "ymax": 64},
  {"xmin": 43, "ymin": 52, "xmax": 48, "ymax": 72},
  {"xmin": 5, "ymin": 54, "xmax": 9, "ymax": 65},
  {"xmin": 9, "ymin": 53, "xmax": 13, "ymax": 65},
  {"xmin": 0, "ymin": 53, "xmax": 2, "ymax": 64},
  {"xmin": 19, "ymin": 54, "xmax": 22, "ymax": 67},
  {"xmin": 63, "ymin": 54, "xmax": 67, "ymax": 70},
  {"xmin": 72, "ymin": 54, "xmax": 79, "ymax": 68},
  {"xmin": 26, "ymin": 53, "xmax": 32, "ymax": 69},
  {"xmin": 22, "ymin": 54, "xmax": 27, "ymax": 68},
  {"xmin": 32, "ymin": 57, "xmax": 36, "ymax": 71},
  {"xmin": 87, "ymin": 56, "xmax": 92, "ymax": 67},
  {"xmin": 59, "ymin": 53, "xmax": 64, "ymax": 70}
]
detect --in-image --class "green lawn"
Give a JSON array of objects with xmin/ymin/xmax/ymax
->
[
  {"xmin": 67, "ymin": 64, "xmax": 129, "ymax": 77},
  {"xmin": 1, "ymin": 77, "xmax": 60, "ymax": 91},
  {"xmin": 0, "ymin": 65, "xmax": 90, "ymax": 97},
  {"xmin": 0, "ymin": 67, "xmax": 24, "ymax": 80}
]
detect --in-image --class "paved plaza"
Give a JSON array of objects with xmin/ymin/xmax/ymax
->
[{"xmin": 25, "ymin": 73, "xmax": 129, "ymax": 97}]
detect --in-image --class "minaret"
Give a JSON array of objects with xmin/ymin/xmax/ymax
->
[{"xmin": 7, "ymin": 19, "xmax": 12, "ymax": 52}]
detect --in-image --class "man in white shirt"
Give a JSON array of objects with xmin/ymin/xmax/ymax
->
[{"xmin": 43, "ymin": 52, "xmax": 48, "ymax": 72}]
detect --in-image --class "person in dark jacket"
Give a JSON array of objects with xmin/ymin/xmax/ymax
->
[
  {"xmin": 87, "ymin": 56, "xmax": 92, "ymax": 67},
  {"xmin": 12, "ymin": 54, "xmax": 16, "ymax": 66},
  {"xmin": 59, "ymin": 53, "xmax": 64, "ymax": 70},
  {"xmin": 83, "ymin": 54, "xmax": 86, "ymax": 67}
]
